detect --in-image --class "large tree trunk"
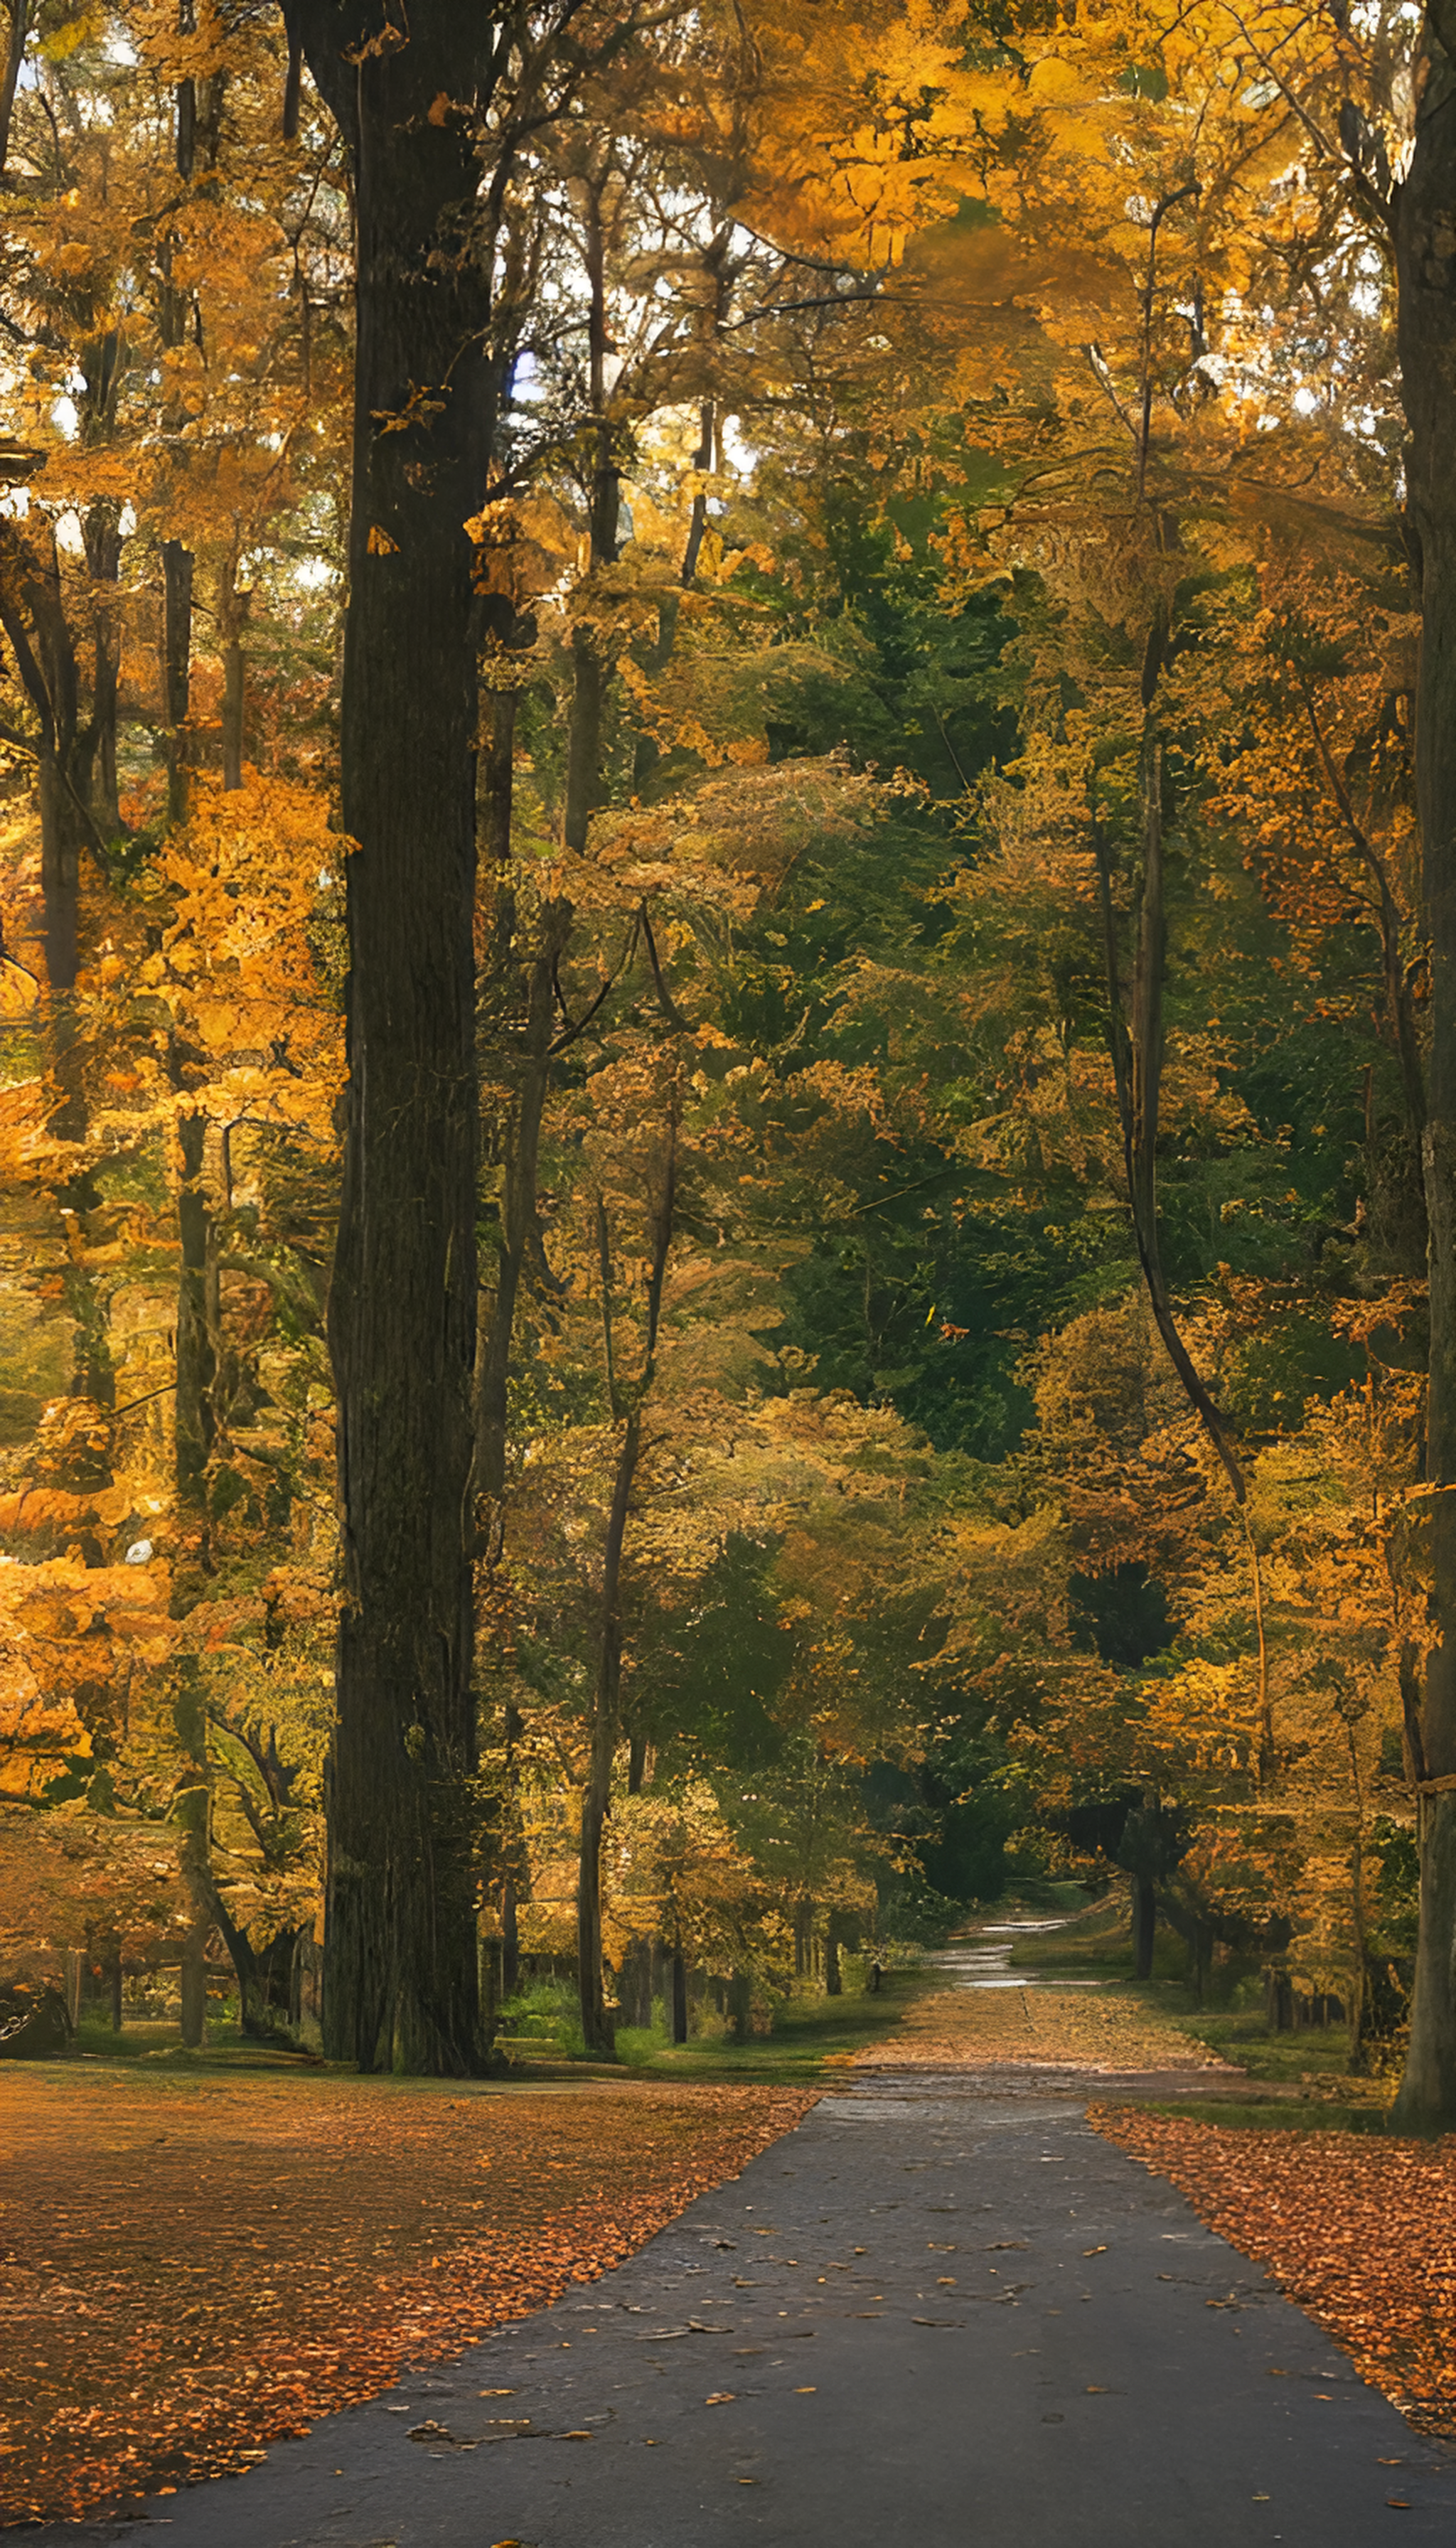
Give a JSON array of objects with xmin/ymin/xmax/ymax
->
[
  {"xmin": 1392, "ymin": 2, "xmax": 1456, "ymax": 2134},
  {"xmin": 289, "ymin": 2, "xmax": 498, "ymax": 2075}
]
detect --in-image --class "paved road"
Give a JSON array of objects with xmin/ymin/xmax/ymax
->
[{"xmin": 48, "ymin": 2068, "xmax": 1456, "ymax": 2548}]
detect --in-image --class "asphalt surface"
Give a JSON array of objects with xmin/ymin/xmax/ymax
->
[{"xmin": 46, "ymin": 2067, "xmax": 1456, "ymax": 2548}]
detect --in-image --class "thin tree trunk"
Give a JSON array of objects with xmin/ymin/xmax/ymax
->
[
  {"xmin": 1133, "ymin": 1875, "xmax": 1155, "ymax": 1981},
  {"xmin": 476, "ymin": 919, "xmax": 569, "ymax": 1503},
  {"xmin": 562, "ymin": 170, "xmax": 619, "ymax": 855},
  {"xmin": 1094, "ymin": 676, "xmax": 1246, "ymax": 1507},
  {"xmin": 170, "ymin": 1659, "xmax": 210, "ymax": 2050},
  {"xmin": 1392, "ymin": 2, "xmax": 1456, "ymax": 2135},
  {"xmin": 670, "ymin": 1949, "xmax": 687, "ymax": 2043},
  {"xmin": 173, "ymin": 1104, "xmax": 216, "ymax": 1508},
  {"xmin": 1241, "ymin": 1509, "xmax": 1275, "ymax": 1787},
  {"xmin": 1346, "ymin": 1716, "xmax": 1371, "ymax": 2072},
  {"xmin": 169, "ymin": 1089, "xmax": 215, "ymax": 2051},
  {"xmin": 0, "ymin": 520, "xmax": 97, "ymax": 1135},
  {"xmin": 161, "ymin": 540, "xmax": 193, "ymax": 828},
  {"xmin": 85, "ymin": 502, "xmax": 123, "ymax": 837},
  {"xmin": 482, "ymin": 682, "xmax": 519, "ymax": 872},
  {"xmin": 578, "ymin": 1399, "xmax": 637, "ymax": 2057},
  {"xmin": 0, "ymin": 0, "xmax": 29, "ymax": 182},
  {"xmin": 37, "ymin": 746, "xmax": 83, "ymax": 983},
  {"xmin": 500, "ymin": 1873, "xmax": 520, "ymax": 2003},
  {"xmin": 220, "ymin": 569, "xmax": 250, "ymax": 791},
  {"xmin": 577, "ymin": 1131, "xmax": 676, "ymax": 2055}
]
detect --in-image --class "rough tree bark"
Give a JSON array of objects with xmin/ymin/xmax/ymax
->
[
  {"xmin": 1391, "ymin": 0, "xmax": 1456, "ymax": 2134},
  {"xmin": 283, "ymin": 0, "xmax": 500, "ymax": 2074}
]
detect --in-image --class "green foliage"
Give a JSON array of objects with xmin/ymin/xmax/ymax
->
[
  {"xmin": 1370, "ymin": 1817, "xmax": 1420, "ymax": 1956},
  {"xmin": 496, "ymin": 1978, "xmax": 587, "ymax": 2059}
]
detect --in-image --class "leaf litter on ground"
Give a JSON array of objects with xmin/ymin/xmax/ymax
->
[
  {"xmin": 1091, "ymin": 2105, "xmax": 1456, "ymax": 2441},
  {"xmin": 858, "ymin": 1983, "xmax": 1228, "ymax": 2072},
  {"xmin": 0, "ymin": 2068, "xmax": 813, "ymax": 2524}
]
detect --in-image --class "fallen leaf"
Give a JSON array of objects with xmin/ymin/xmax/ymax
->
[
  {"xmin": 0, "ymin": 2072, "xmax": 813, "ymax": 2525},
  {"xmin": 1090, "ymin": 2106, "xmax": 1456, "ymax": 2443},
  {"xmin": 704, "ymin": 2393, "xmax": 734, "ymax": 2407}
]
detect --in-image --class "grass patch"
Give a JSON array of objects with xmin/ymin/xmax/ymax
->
[
  {"xmin": 617, "ymin": 1974, "xmax": 914, "ymax": 2085},
  {"xmin": 1003, "ymin": 1893, "xmax": 1133, "ymax": 1976},
  {"xmin": 1000, "ymin": 1903, "xmax": 1384, "ymax": 2102},
  {"xmin": 1128, "ymin": 2096, "xmax": 1389, "ymax": 2134},
  {"xmin": 1167, "ymin": 2007, "xmax": 1372, "ymax": 2087},
  {"xmin": 63, "ymin": 2019, "xmax": 318, "ymax": 2069}
]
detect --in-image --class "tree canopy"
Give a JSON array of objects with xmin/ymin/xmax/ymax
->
[{"xmin": 1, "ymin": 0, "xmax": 1455, "ymax": 2121}]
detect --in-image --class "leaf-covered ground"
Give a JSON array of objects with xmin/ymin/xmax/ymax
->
[
  {"xmin": 1091, "ymin": 2107, "xmax": 1456, "ymax": 2439},
  {"xmin": 857, "ymin": 1981, "xmax": 1230, "ymax": 2072},
  {"xmin": 0, "ymin": 2065, "xmax": 813, "ymax": 2525}
]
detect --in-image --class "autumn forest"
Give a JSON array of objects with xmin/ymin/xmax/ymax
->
[{"xmin": 2, "ymin": 0, "xmax": 1456, "ymax": 2141}]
